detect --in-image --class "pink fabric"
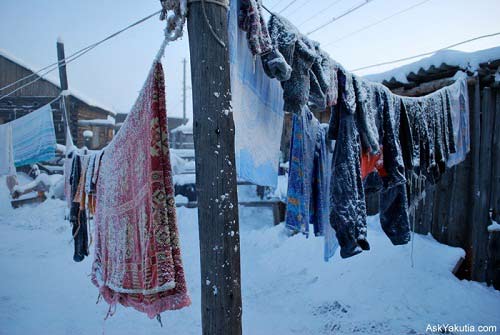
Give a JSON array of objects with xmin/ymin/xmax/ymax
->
[{"xmin": 91, "ymin": 62, "xmax": 190, "ymax": 318}]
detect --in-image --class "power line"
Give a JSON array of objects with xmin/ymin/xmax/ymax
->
[
  {"xmin": 270, "ymin": 0, "xmax": 287, "ymax": 10},
  {"xmin": 0, "ymin": 10, "xmax": 161, "ymax": 99},
  {"xmin": 350, "ymin": 31, "xmax": 500, "ymax": 72},
  {"xmin": 278, "ymin": 0, "xmax": 298, "ymax": 14},
  {"xmin": 278, "ymin": 0, "xmax": 310, "ymax": 15},
  {"xmin": 306, "ymin": 0, "xmax": 375, "ymax": 36},
  {"xmin": 298, "ymin": 0, "xmax": 344, "ymax": 27},
  {"xmin": 323, "ymin": 0, "xmax": 432, "ymax": 47},
  {"xmin": 0, "ymin": 43, "xmax": 102, "ymax": 101}
]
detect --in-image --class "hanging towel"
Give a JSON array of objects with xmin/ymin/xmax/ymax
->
[
  {"xmin": 229, "ymin": 0, "xmax": 285, "ymax": 187},
  {"xmin": 285, "ymin": 109, "xmax": 338, "ymax": 261},
  {"xmin": 446, "ymin": 76, "xmax": 470, "ymax": 167},
  {"xmin": 10, "ymin": 103, "xmax": 57, "ymax": 167},
  {"xmin": 285, "ymin": 107, "xmax": 322, "ymax": 236},
  {"xmin": 0, "ymin": 124, "xmax": 16, "ymax": 176},
  {"xmin": 91, "ymin": 61, "xmax": 190, "ymax": 318}
]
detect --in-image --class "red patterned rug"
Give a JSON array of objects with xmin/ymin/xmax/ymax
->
[{"xmin": 91, "ymin": 61, "xmax": 190, "ymax": 318}]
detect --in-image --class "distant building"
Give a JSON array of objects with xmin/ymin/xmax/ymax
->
[
  {"xmin": 0, "ymin": 50, "xmax": 115, "ymax": 150},
  {"xmin": 115, "ymin": 112, "xmax": 186, "ymax": 140},
  {"xmin": 170, "ymin": 122, "xmax": 194, "ymax": 149}
]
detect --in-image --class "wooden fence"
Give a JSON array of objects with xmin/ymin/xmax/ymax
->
[{"xmin": 374, "ymin": 79, "xmax": 500, "ymax": 289}]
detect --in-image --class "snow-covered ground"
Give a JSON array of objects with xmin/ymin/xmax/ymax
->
[{"xmin": 0, "ymin": 179, "xmax": 499, "ymax": 335}]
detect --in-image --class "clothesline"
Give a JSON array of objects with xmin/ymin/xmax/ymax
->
[
  {"xmin": 235, "ymin": 0, "xmax": 472, "ymax": 262},
  {"xmin": 0, "ymin": 10, "xmax": 162, "ymax": 101}
]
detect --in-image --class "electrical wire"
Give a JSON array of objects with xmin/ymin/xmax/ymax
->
[
  {"xmin": 0, "ymin": 42, "xmax": 105, "ymax": 101},
  {"xmin": 297, "ymin": 0, "xmax": 344, "ymax": 27},
  {"xmin": 270, "ymin": 0, "xmax": 286, "ymax": 10},
  {"xmin": 350, "ymin": 31, "xmax": 500, "ymax": 72},
  {"xmin": 278, "ymin": 0, "xmax": 298, "ymax": 14},
  {"xmin": 0, "ymin": 10, "xmax": 162, "ymax": 99},
  {"xmin": 323, "ymin": 0, "xmax": 432, "ymax": 47},
  {"xmin": 281, "ymin": 0, "xmax": 311, "ymax": 16},
  {"xmin": 306, "ymin": 0, "xmax": 375, "ymax": 36}
]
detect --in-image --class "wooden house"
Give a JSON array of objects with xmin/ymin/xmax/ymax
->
[
  {"xmin": 115, "ymin": 112, "xmax": 186, "ymax": 139},
  {"xmin": 0, "ymin": 50, "xmax": 115, "ymax": 151}
]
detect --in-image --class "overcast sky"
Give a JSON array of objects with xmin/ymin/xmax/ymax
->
[{"xmin": 1, "ymin": 0, "xmax": 499, "ymax": 119}]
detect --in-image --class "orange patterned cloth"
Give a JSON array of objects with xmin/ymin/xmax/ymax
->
[
  {"xmin": 361, "ymin": 147, "xmax": 387, "ymax": 180},
  {"xmin": 91, "ymin": 61, "xmax": 190, "ymax": 318}
]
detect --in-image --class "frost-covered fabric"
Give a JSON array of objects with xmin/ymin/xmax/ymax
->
[
  {"xmin": 380, "ymin": 89, "xmax": 406, "ymax": 189},
  {"xmin": 237, "ymin": 0, "xmax": 291, "ymax": 81},
  {"xmin": 329, "ymin": 69, "xmax": 369, "ymax": 258},
  {"xmin": 400, "ymin": 86, "xmax": 456, "ymax": 184},
  {"xmin": 446, "ymin": 77, "xmax": 470, "ymax": 167},
  {"xmin": 308, "ymin": 46, "xmax": 335, "ymax": 112},
  {"xmin": 229, "ymin": 0, "xmax": 285, "ymax": 187},
  {"xmin": 69, "ymin": 155, "xmax": 89, "ymax": 262},
  {"xmin": 286, "ymin": 108, "xmax": 321, "ymax": 236},
  {"xmin": 0, "ymin": 124, "xmax": 16, "ymax": 176},
  {"xmin": 285, "ymin": 108, "xmax": 338, "ymax": 261},
  {"xmin": 353, "ymin": 76, "xmax": 380, "ymax": 154},
  {"xmin": 379, "ymin": 183, "xmax": 411, "ymax": 245},
  {"xmin": 85, "ymin": 154, "xmax": 97, "ymax": 194},
  {"xmin": 91, "ymin": 62, "xmax": 190, "ymax": 318},
  {"xmin": 238, "ymin": 0, "xmax": 272, "ymax": 56},
  {"xmin": 266, "ymin": 14, "xmax": 337, "ymax": 114},
  {"xmin": 10, "ymin": 103, "xmax": 56, "ymax": 167},
  {"xmin": 268, "ymin": 14, "xmax": 316, "ymax": 114},
  {"xmin": 318, "ymin": 124, "xmax": 339, "ymax": 262}
]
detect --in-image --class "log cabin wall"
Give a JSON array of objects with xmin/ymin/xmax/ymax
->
[{"xmin": 0, "ymin": 56, "xmax": 60, "ymax": 97}]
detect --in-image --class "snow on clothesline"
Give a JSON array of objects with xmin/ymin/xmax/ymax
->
[{"xmin": 364, "ymin": 46, "xmax": 500, "ymax": 84}]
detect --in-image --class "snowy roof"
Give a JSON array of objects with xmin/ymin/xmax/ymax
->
[
  {"xmin": 0, "ymin": 49, "xmax": 116, "ymax": 116},
  {"xmin": 171, "ymin": 122, "xmax": 193, "ymax": 134},
  {"xmin": 364, "ymin": 46, "xmax": 500, "ymax": 84}
]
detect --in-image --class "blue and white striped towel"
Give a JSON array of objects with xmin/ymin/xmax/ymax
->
[{"xmin": 10, "ymin": 103, "xmax": 57, "ymax": 167}]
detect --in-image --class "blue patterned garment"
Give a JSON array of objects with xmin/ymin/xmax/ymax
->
[
  {"xmin": 10, "ymin": 103, "xmax": 56, "ymax": 167},
  {"xmin": 285, "ymin": 107, "xmax": 338, "ymax": 261}
]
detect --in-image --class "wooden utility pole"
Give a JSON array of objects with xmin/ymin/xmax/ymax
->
[
  {"xmin": 182, "ymin": 57, "xmax": 187, "ymax": 124},
  {"xmin": 187, "ymin": 1, "xmax": 243, "ymax": 334},
  {"xmin": 56, "ymin": 40, "xmax": 72, "ymax": 142}
]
